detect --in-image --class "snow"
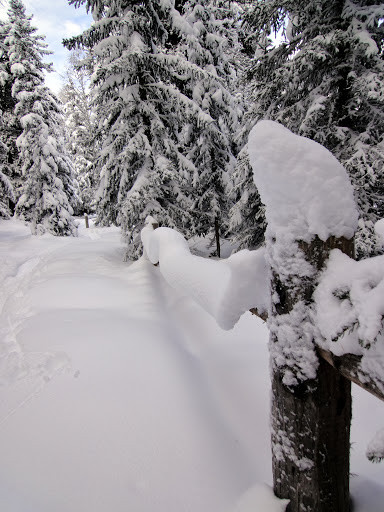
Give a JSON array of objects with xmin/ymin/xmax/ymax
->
[
  {"xmin": 268, "ymin": 300, "xmax": 319, "ymax": 387},
  {"xmin": 248, "ymin": 120, "xmax": 358, "ymax": 243},
  {"xmin": 230, "ymin": 483, "xmax": 289, "ymax": 512},
  {"xmin": 10, "ymin": 62, "xmax": 25, "ymax": 75},
  {"xmin": 19, "ymin": 112, "xmax": 43, "ymax": 129},
  {"xmin": 0, "ymin": 218, "xmax": 383, "ymax": 511},
  {"xmin": 314, "ymin": 249, "xmax": 384, "ymax": 355},
  {"xmin": 141, "ymin": 219, "xmax": 269, "ymax": 330},
  {"xmin": 351, "ymin": 18, "xmax": 379, "ymax": 57},
  {"xmin": 366, "ymin": 427, "xmax": 384, "ymax": 463},
  {"xmin": 314, "ymin": 247, "xmax": 384, "ymax": 401},
  {"xmin": 129, "ymin": 31, "xmax": 147, "ymax": 52}
]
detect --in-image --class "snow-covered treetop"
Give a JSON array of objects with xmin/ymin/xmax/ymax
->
[
  {"xmin": 248, "ymin": 120, "xmax": 359, "ymax": 242},
  {"xmin": 5, "ymin": 0, "xmax": 52, "ymax": 79}
]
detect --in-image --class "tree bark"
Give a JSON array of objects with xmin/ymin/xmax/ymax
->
[
  {"xmin": 270, "ymin": 236, "xmax": 354, "ymax": 512},
  {"xmin": 214, "ymin": 217, "xmax": 221, "ymax": 258},
  {"xmin": 272, "ymin": 360, "xmax": 351, "ymax": 512}
]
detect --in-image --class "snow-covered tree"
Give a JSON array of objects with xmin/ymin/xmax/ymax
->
[
  {"xmin": 65, "ymin": 0, "xmax": 193, "ymax": 253},
  {"xmin": 59, "ymin": 49, "xmax": 97, "ymax": 214},
  {"xmin": 235, "ymin": 0, "xmax": 384, "ymax": 258},
  {"xmin": 65, "ymin": 0, "xmax": 240, "ymax": 258},
  {"xmin": 0, "ymin": 20, "xmax": 13, "ymax": 118},
  {"xmin": 171, "ymin": 0, "xmax": 241, "ymax": 252},
  {"xmin": 0, "ymin": 19, "xmax": 20, "ymax": 206},
  {"xmin": 0, "ymin": 139, "xmax": 15, "ymax": 218},
  {"xmin": 5, "ymin": 0, "xmax": 78, "ymax": 236},
  {"xmin": 228, "ymin": 146, "xmax": 265, "ymax": 250},
  {"xmin": 221, "ymin": 2, "xmax": 267, "ymax": 252}
]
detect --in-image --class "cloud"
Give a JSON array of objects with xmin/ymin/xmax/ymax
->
[
  {"xmin": 0, "ymin": 0, "xmax": 92, "ymax": 93},
  {"xmin": 45, "ymin": 70, "xmax": 66, "ymax": 94},
  {"xmin": 64, "ymin": 20, "xmax": 85, "ymax": 38}
]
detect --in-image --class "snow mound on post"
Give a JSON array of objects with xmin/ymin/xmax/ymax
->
[
  {"xmin": 141, "ymin": 223, "xmax": 269, "ymax": 330},
  {"xmin": 248, "ymin": 120, "xmax": 358, "ymax": 241}
]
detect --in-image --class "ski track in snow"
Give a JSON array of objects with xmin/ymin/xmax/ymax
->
[
  {"xmin": 0, "ymin": 221, "xmax": 75, "ymax": 387},
  {"xmin": 0, "ymin": 219, "xmax": 383, "ymax": 512}
]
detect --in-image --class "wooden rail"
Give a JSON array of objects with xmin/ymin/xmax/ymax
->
[
  {"xmin": 317, "ymin": 347, "xmax": 384, "ymax": 402},
  {"xmin": 250, "ymin": 308, "xmax": 384, "ymax": 402}
]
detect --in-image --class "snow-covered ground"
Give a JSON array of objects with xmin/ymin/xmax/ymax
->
[{"xmin": 0, "ymin": 218, "xmax": 383, "ymax": 512}]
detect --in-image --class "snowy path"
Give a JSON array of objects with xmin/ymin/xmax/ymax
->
[
  {"xmin": 0, "ymin": 219, "xmax": 384, "ymax": 512},
  {"xmin": 0, "ymin": 220, "xmax": 272, "ymax": 512}
]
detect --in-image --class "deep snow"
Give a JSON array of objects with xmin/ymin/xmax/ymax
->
[
  {"xmin": 0, "ymin": 218, "xmax": 383, "ymax": 511},
  {"xmin": 141, "ymin": 218, "xmax": 269, "ymax": 330}
]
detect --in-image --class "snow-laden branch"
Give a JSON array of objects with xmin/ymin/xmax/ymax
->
[{"xmin": 141, "ymin": 217, "xmax": 269, "ymax": 330}]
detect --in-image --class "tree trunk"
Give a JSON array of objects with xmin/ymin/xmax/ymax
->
[
  {"xmin": 270, "ymin": 236, "xmax": 354, "ymax": 512},
  {"xmin": 215, "ymin": 217, "xmax": 221, "ymax": 258}
]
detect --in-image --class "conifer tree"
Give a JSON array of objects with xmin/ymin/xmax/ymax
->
[
  {"xmin": 60, "ymin": 49, "xmax": 96, "ymax": 214},
  {"xmin": 228, "ymin": 146, "xmax": 265, "ymax": 250},
  {"xmin": 172, "ymin": 0, "xmax": 241, "ymax": 253},
  {"xmin": 65, "ymin": 0, "xmax": 239, "ymax": 258},
  {"xmin": 5, "ymin": 0, "xmax": 78, "ymax": 236},
  {"xmin": 0, "ymin": 19, "xmax": 19, "ymax": 206},
  {"xmin": 0, "ymin": 139, "xmax": 15, "ymax": 218},
  {"xmin": 237, "ymin": 0, "xmax": 384, "ymax": 258}
]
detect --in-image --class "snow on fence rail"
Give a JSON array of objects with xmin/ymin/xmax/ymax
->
[{"xmin": 141, "ymin": 216, "xmax": 269, "ymax": 331}]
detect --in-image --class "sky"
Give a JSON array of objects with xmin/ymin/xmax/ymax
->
[{"xmin": 0, "ymin": 0, "xmax": 93, "ymax": 93}]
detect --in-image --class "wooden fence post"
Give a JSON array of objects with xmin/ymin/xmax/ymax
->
[{"xmin": 269, "ymin": 236, "xmax": 354, "ymax": 512}]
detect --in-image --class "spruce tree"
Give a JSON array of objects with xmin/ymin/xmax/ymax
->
[
  {"xmin": 0, "ymin": 19, "xmax": 19, "ymax": 207},
  {"xmin": 60, "ymin": 50, "xmax": 96, "ymax": 214},
  {"xmin": 65, "ymin": 0, "xmax": 194, "ymax": 253},
  {"xmin": 238, "ymin": 0, "xmax": 384, "ymax": 258},
  {"xmin": 0, "ymin": 139, "xmax": 15, "ymax": 218},
  {"xmin": 173, "ymin": 0, "xmax": 241, "ymax": 253},
  {"xmin": 65, "ymin": 0, "xmax": 239, "ymax": 258},
  {"xmin": 228, "ymin": 146, "xmax": 265, "ymax": 250},
  {"xmin": 6, "ymin": 0, "xmax": 78, "ymax": 236}
]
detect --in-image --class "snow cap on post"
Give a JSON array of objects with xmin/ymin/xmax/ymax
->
[{"xmin": 248, "ymin": 120, "xmax": 358, "ymax": 242}]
